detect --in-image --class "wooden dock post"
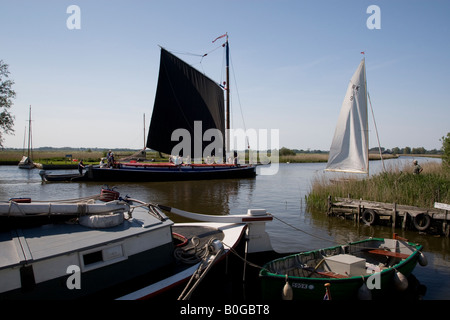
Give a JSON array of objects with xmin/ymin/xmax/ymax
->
[
  {"xmin": 357, "ymin": 204, "xmax": 361, "ymax": 223},
  {"xmin": 435, "ymin": 202, "xmax": 450, "ymax": 237},
  {"xmin": 392, "ymin": 202, "xmax": 397, "ymax": 228},
  {"xmin": 402, "ymin": 212, "xmax": 408, "ymax": 230}
]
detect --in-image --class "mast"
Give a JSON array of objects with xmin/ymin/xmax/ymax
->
[
  {"xmin": 225, "ymin": 33, "xmax": 230, "ymax": 160},
  {"xmin": 27, "ymin": 106, "xmax": 32, "ymax": 159},
  {"xmin": 363, "ymin": 58, "xmax": 369, "ymax": 175},
  {"xmin": 364, "ymin": 57, "xmax": 386, "ymax": 173},
  {"xmin": 143, "ymin": 113, "xmax": 146, "ymax": 150}
]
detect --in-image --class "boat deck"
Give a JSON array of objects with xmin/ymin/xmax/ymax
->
[{"xmin": 0, "ymin": 207, "xmax": 173, "ymax": 270}]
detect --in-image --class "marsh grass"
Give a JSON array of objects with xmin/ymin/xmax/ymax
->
[
  {"xmin": 0, "ymin": 149, "xmax": 164, "ymax": 165},
  {"xmin": 306, "ymin": 162, "xmax": 450, "ymax": 212}
]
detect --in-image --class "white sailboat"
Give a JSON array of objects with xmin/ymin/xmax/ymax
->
[
  {"xmin": 18, "ymin": 106, "xmax": 35, "ymax": 169},
  {"xmin": 326, "ymin": 59, "xmax": 368, "ymax": 174}
]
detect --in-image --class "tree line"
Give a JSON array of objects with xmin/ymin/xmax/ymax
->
[
  {"xmin": 372, "ymin": 147, "xmax": 442, "ymax": 155},
  {"xmin": 279, "ymin": 146, "xmax": 443, "ymax": 157}
]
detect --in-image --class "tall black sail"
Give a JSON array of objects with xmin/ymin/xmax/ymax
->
[{"xmin": 147, "ymin": 48, "xmax": 225, "ymax": 158}]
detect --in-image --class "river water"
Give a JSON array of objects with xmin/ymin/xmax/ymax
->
[{"xmin": 0, "ymin": 156, "xmax": 448, "ymax": 300}]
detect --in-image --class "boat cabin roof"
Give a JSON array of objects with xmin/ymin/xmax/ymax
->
[{"xmin": 0, "ymin": 207, "xmax": 173, "ymax": 270}]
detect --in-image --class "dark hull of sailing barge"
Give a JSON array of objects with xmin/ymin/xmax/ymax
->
[{"xmin": 83, "ymin": 163, "xmax": 256, "ymax": 182}]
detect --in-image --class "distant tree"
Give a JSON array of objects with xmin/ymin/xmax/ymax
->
[
  {"xmin": 0, "ymin": 60, "xmax": 16, "ymax": 148},
  {"xmin": 412, "ymin": 147, "xmax": 426, "ymax": 154},
  {"xmin": 441, "ymin": 132, "xmax": 450, "ymax": 169},
  {"xmin": 403, "ymin": 146, "xmax": 411, "ymax": 154},
  {"xmin": 391, "ymin": 147, "xmax": 400, "ymax": 155},
  {"xmin": 279, "ymin": 147, "xmax": 296, "ymax": 156}
]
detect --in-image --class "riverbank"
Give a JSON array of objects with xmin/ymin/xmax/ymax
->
[
  {"xmin": 0, "ymin": 149, "xmax": 164, "ymax": 166},
  {"xmin": 278, "ymin": 152, "xmax": 401, "ymax": 163},
  {"xmin": 306, "ymin": 161, "xmax": 450, "ymax": 213},
  {"xmin": 0, "ymin": 149, "xmax": 440, "ymax": 166}
]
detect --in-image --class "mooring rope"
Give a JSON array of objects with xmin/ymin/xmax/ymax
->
[
  {"xmin": 272, "ymin": 214, "xmax": 338, "ymax": 244},
  {"xmin": 29, "ymin": 194, "xmax": 102, "ymax": 203},
  {"xmin": 177, "ymin": 238, "xmax": 225, "ymax": 300}
]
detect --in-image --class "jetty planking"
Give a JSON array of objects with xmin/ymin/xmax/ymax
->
[{"xmin": 327, "ymin": 196, "xmax": 450, "ymax": 237}]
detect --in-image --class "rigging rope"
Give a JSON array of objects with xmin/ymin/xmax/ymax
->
[
  {"xmin": 177, "ymin": 238, "xmax": 225, "ymax": 300},
  {"xmin": 229, "ymin": 54, "xmax": 250, "ymax": 149},
  {"xmin": 272, "ymin": 214, "xmax": 337, "ymax": 244}
]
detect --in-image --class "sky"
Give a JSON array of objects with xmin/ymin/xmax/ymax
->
[{"xmin": 1, "ymin": 0, "xmax": 449, "ymax": 151}]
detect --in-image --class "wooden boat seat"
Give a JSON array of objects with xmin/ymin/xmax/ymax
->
[
  {"xmin": 367, "ymin": 249, "xmax": 409, "ymax": 259},
  {"xmin": 316, "ymin": 271, "xmax": 349, "ymax": 279}
]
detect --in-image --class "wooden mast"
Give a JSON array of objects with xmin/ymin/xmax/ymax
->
[
  {"xmin": 27, "ymin": 105, "xmax": 32, "ymax": 160},
  {"xmin": 225, "ymin": 33, "xmax": 230, "ymax": 161}
]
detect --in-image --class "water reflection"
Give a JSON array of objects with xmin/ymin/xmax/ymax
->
[{"xmin": 108, "ymin": 178, "xmax": 257, "ymax": 222}]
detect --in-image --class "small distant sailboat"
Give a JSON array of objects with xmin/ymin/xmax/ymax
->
[
  {"xmin": 18, "ymin": 106, "xmax": 35, "ymax": 169},
  {"xmin": 325, "ymin": 58, "xmax": 383, "ymax": 174}
]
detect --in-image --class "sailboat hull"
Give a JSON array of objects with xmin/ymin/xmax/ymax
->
[
  {"xmin": 81, "ymin": 164, "xmax": 256, "ymax": 182},
  {"xmin": 18, "ymin": 156, "xmax": 35, "ymax": 169}
]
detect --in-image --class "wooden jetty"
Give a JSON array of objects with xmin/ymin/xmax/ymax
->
[{"xmin": 327, "ymin": 196, "xmax": 450, "ymax": 237}]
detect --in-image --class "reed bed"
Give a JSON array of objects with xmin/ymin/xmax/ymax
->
[
  {"xmin": 279, "ymin": 153, "xmax": 328, "ymax": 163},
  {"xmin": 306, "ymin": 162, "xmax": 450, "ymax": 212},
  {"xmin": 0, "ymin": 149, "xmax": 150, "ymax": 165}
]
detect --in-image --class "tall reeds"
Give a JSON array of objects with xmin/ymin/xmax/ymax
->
[{"xmin": 306, "ymin": 162, "xmax": 450, "ymax": 212}]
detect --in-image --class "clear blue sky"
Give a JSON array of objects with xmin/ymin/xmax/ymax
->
[{"xmin": 1, "ymin": 0, "xmax": 449, "ymax": 151}]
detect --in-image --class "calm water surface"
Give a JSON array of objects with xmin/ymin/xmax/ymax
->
[{"xmin": 0, "ymin": 157, "xmax": 448, "ymax": 300}]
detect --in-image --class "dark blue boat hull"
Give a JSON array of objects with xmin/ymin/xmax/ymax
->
[{"xmin": 82, "ymin": 164, "xmax": 256, "ymax": 182}]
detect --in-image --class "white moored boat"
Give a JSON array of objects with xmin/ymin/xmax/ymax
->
[{"xmin": 0, "ymin": 187, "xmax": 273, "ymax": 300}]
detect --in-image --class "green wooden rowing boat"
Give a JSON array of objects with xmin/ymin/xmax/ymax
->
[{"xmin": 259, "ymin": 234, "xmax": 427, "ymax": 300}]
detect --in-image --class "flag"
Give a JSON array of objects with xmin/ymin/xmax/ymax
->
[
  {"xmin": 361, "ymin": 51, "xmax": 365, "ymax": 55},
  {"xmin": 212, "ymin": 33, "xmax": 227, "ymax": 43}
]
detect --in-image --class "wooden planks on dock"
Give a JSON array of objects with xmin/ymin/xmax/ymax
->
[{"xmin": 327, "ymin": 196, "xmax": 450, "ymax": 236}]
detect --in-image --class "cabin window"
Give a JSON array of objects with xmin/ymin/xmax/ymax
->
[
  {"xmin": 79, "ymin": 243, "xmax": 127, "ymax": 271},
  {"xmin": 83, "ymin": 251, "xmax": 103, "ymax": 266}
]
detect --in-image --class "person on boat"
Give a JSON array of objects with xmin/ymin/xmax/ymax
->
[
  {"xmin": 107, "ymin": 152, "xmax": 115, "ymax": 168},
  {"xmin": 106, "ymin": 150, "xmax": 112, "ymax": 168},
  {"xmin": 413, "ymin": 160, "xmax": 423, "ymax": 174},
  {"xmin": 99, "ymin": 157, "xmax": 107, "ymax": 168},
  {"xmin": 78, "ymin": 160, "xmax": 85, "ymax": 175}
]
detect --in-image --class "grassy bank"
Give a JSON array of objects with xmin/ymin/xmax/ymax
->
[
  {"xmin": 0, "ymin": 149, "xmax": 166, "ymax": 165},
  {"xmin": 306, "ymin": 162, "xmax": 450, "ymax": 212}
]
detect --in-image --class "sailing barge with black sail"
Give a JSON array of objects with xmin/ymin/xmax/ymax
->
[{"xmin": 41, "ymin": 35, "xmax": 256, "ymax": 182}]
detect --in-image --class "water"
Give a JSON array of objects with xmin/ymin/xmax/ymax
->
[{"xmin": 1, "ymin": 157, "xmax": 448, "ymax": 300}]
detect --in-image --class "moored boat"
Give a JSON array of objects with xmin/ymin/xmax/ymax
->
[
  {"xmin": 50, "ymin": 34, "xmax": 256, "ymax": 183},
  {"xmin": 18, "ymin": 106, "xmax": 36, "ymax": 170},
  {"xmin": 0, "ymin": 187, "xmax": 273, "ymax": 300},
  {"xmin": 259, "ymin": 234, "xmax": 427, "ymax": 300},
  {"xmin": 39, "ymin": 170, "xmax": 86, "ymax": 182},
  {"xmin": 85, "ymin": 162, "xmax": 256, "ymax": 182}
]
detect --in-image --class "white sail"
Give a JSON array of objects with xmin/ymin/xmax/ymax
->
[{"xmin": 326, "ymin": 59, "xmax": 368, "ymax": 174}]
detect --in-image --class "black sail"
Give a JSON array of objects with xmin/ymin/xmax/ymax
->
[{"xmin": 147, "ymin": 48, "xmax": 225, "ymax": 157}]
